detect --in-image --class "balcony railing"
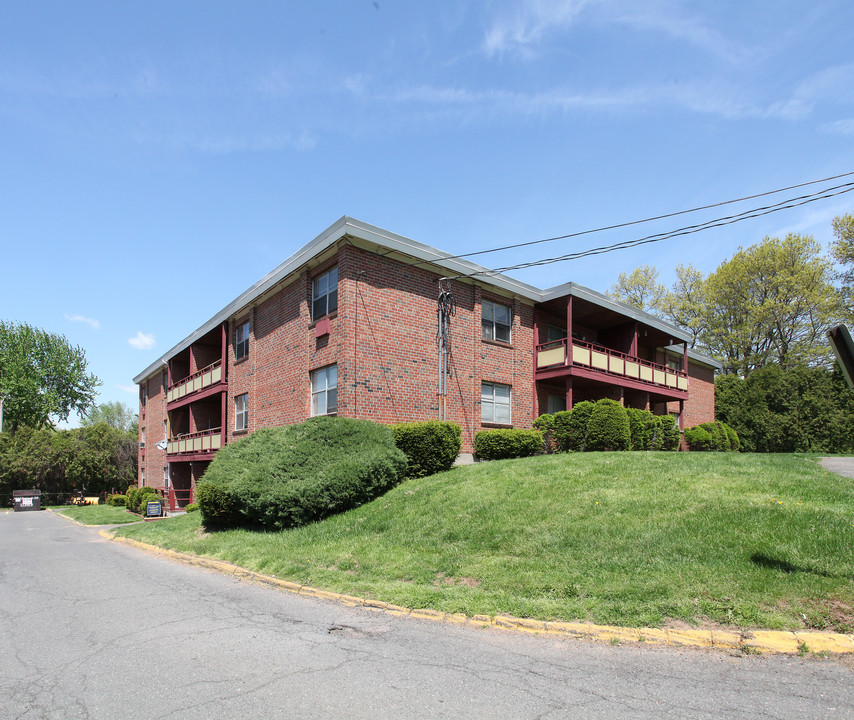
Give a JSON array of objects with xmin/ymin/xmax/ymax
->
[
  {"xmin": 167, "ymin": 360, "xmax": 223, "ymax": 403},
  {"xmin": 536, "ymin": 338, "xmax": 688, "ymax": 391},
  {"xmin": 167, "ymin": 427, "xmax": 222, "ymax": 455}
]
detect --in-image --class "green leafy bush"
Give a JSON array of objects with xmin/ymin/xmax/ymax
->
[
  {"xmin": 106, "ymin": 493, "xmax": 127, "ymax": 507},
  {"xmin": 585, "ymin": 399, "xmax": 631, "ymax": 451},
  {"xmin": 650, "ymin": 415, "xmax": 681, "ymax": 451},
  {"xmin": 532, "ymin": 414, "xmax": 557, "ymax": 453},
  {"xmin": 550, "ymin": 410, "xmax": 572, "ymax": 451},
  {"xmin": 723, "ymin": 423, "xmax": 741, "ymax": 452},
  {"xmin": 185, "ymin": 502, "xmax": 199, "ymax": 513},
  {"xmin": 392, "ymin": 421, "xmax": 461, "ymax": 478},
  {"xmin": 684, "ymin": 426, "xmax": 714, "ymax": 451},
  {"xmin": 700, "ymin": 422, "xmax": 729, "ymax": 451},
  {"xmin": 564, "ymin": 402, "xmax": 595, "ymax": 451},
  {"xmin": 474, "ymin": 429, "xmax": 544, "ymax": 460},
  {"xmin": 126, "ymin": 486, "xmax": 160, "ymax": 514},
  {"xmin": 626, "ymin": 408, "xmax": 656, "ymax": 450},
  {"xmin": 197, "ymin": 417, "xmax": 407, "ymax": 530}
]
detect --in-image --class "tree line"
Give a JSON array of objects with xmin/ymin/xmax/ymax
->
[{"xmin": 609, "ymin": 213, "xmax": 854, "ymax": 452}]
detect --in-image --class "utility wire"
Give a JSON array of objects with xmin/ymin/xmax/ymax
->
[
  {"xmin": 410, "ymin": 169, "xmax": 854, "ymax": 269},
  {"xmin": 451, "ymin": 181, "xmax": 854, "ymax": 280}
]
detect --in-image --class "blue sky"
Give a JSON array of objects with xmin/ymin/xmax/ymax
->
[{"xmin": 2, "ymin": 1, "xmax": 853, "ymax": 424}]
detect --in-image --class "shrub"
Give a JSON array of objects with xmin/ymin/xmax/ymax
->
[
  {"xmin": 474, "ymin": 429, "xmax": 544, "ymax": 460},
  {"xmin": 626, "ymin": 408, "xmax": 656, "ymax": 450},
  {"xmin": 564, "ymin": 402, "xmax": 595, "ymax": 451},
  {"xmin": 700, "ymin": 422, "xmax": 729, "ymax": 451},
  {"xmin": 550, "ymin": 410, "xmax": 573, "ymax": 451},
  {"xmin": 684, "ymin": 426, "xmax": 714, "ymax": 451},
  {"xmin": 196, "ymin": 417, "xmax": 407, "ymax": 530},
  {"xmin": 723, "ymin": 423, "xmax": 741, "ymax": 452},
  {"xmin": 185, "ymin": 502, "xmax": 199, "ymax": 513},
  {"xmin": 584, "ymin": 399, "xmax": 631, "ymax": 451},
  {"xmin": 650, "ymin": 415, "xmax": 681, "ymax": 451},
  {"xmin": 392, "ymin": 421, "xmax": 461, "ymax": 478},
  {"xmin": 106, "ymin": 493, "xmax": 126, "ymax": 507},
  {"xmin": 532, "ymin": 414, "xmax": 557, "ymax": 453},
  {"xmin": 126, "ymin": 486, "xmax": 160, "ymax": 514}
]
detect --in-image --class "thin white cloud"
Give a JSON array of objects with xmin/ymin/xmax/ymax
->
[
  {"xmin": 128, "ymin": 331, "xmax": 156, "ymax": 350},
  {"xmin": 117, "ymin": 384, "xmax": 138, "ymax": 394},
  {"xmin": 65, "ymin": 313, "xmax": 100, "ymax": 330},
  {"xmin": 483, "ymin": 0, "xmax": 591, "ymax": 58},
  {"xmin": 823, "ymin": 119, "xmax": 854, "ymax": 136}
]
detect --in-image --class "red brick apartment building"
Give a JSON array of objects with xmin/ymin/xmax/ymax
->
[{"xmin": 134, "ymin": 217, "xmax": 721, "ymax": 509}]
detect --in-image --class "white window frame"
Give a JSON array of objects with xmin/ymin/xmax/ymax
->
[
  {"xmin": 235, "ymin": 393, "xmax": 249, "ymax": 431},
  {"xmin": 481, "ymin": 381, "xmax": 512, "ymax": 424},
  {"xmin": 311, "ymin": 365, "xmax": 338, "ymax": 416},
  {"xmin": 312, "ymin": 267, "xmax": 338, "ymax": 321},
  {"xmin": 482, "ymin": 300, "xmax": 511, "ymax": 343},
  {"xmin": 163, "ymin": 466, "xmax": 170, "ymax": 490},
  {"xmin": 235, "ymin": 320, "xmax": 250, "ymax": 360}
]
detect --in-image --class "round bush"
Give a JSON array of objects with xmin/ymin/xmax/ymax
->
[
  {"xmin": 584, "ymin": 399, "xmax": 631, "ymax": 451},
  {"xmin": 564, "ymin": 402, "xmax": 595, "ymax": 451},
  {"xmin": 650, "ymin": 415, "xmax": 681, "ymax": 451},
  {"xmin": 197, "ymin": 417, "xmax": 407, "ymax": 530},
  {"xmin": 392, "ymin": 421, "xmax": 461, "ymax": 478},
  {"xmin": 532, "ymin": 414, "xmax": 557, "ymax": 453},
  {"xmin": 684, "ymin": 426, "xmax": 714, "ymax": 451}
]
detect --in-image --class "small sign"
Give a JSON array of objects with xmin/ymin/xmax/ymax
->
[
  {"xmin": 145, "ymin": 500, "xmax": 162, "ymax": 517},
  {"xmin": 13, "ymin": 489, "xmax": 41, "ymax": 512}
]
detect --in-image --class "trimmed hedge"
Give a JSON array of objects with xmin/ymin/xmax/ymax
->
[
  {"xmin": 196, "ymin": 417, "xmax": 407, "ymax": 530},
  {"xmin": 126, "ymin": 486, "xmax": 160, "ymax": 514},
  {"xmin": 533, "ymin": 414, "xmax": 557, "ymax": 453},
  {"xmin": 563, "ymin": 402, "xmax": 594, "ymax": 451},
  {"xmin": 106, "ymin": 493, "xmax": 127, "ymax": 507},
  {"xmin": 585, "ymin": 399, "xmax": 631, "ymax": 451},
  {"xmin": 474, "ymin": 428, "xmax": 544, "ymax": 461},
  {"xmin": 392, "ymin": 420, "xmax": 461, "ymax": 478},
  {"xmin": 650, "ymin": 415, "xmax": 681, "ymax": 451},
  {"xmin": 185, "ymin": 502, "xmax": 199, "ymax": 513},
  {"xmin": 685, "ymin": 421, "xmax": 740, "ymax": 452}
]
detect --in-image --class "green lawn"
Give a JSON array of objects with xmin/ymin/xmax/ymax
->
[
  {"xmin": 115, "ymin": 453, "xmax": 854, "ymax": 631},
  {"xmin": 52, "ymin": 504, "xmax": 142, "ymax": 525}
]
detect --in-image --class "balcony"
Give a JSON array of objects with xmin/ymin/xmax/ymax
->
[
  {"xmin": 167, "ymin": 427, "xmax": 223, "ymax": 456},
  {"xmin": 167, "ymin": 360, "xmax": 223, "ymax": 403},
  {"xmin": 536, "ymin": 338, "xmax": 688, "ymax": 394}
]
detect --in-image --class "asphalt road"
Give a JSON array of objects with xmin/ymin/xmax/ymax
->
[{"xmin": 1, "ymin": 511, "xmax": 852, "ymax": 720}]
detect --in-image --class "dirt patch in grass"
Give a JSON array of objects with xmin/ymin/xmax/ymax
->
[{"xmin": 801, "ymin": 599, "xmax": 854, "ymax": 634}]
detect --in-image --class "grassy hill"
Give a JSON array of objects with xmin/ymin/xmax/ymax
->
[{"xmin": 115, "ymin": 452, "xmax": 854, "ymax": 632}]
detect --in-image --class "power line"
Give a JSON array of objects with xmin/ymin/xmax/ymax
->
[
  {"xmin": 411, "ymin": 169, "xmax": 854, "ymax": 269},
  {"xmin": 444, "ymin": 180, "xmax": 854, "ymax": 280}
]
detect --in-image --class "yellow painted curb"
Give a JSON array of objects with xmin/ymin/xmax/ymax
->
[{"xmin": 101, "ymin": 531, "xmax": 854, "ymax": 656}]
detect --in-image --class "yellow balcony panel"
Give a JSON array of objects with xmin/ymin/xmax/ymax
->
[
  {"xmin": 678, "ymin": 376, "xmax": 689, "ymax": 390},
  {"xmin": 192, "ymin": 377, "xmax": 202, "ymax": 392},
  {"xmin": 609, "ymin": 357, "xmax": 625, "ymax": 375},
  {"xmin": 212, "ymin": 366, "xmax": 222, "ymax": 383},
  {"xmin": 211, "ymin": 434, "xmax": 222, "ymax": 450},
  {"xmin": 178, "ymin": 385, "xmax": 186, "ymax": 399},
  {"xmin": 202, "ymin": 370, "xmax": 212, "ymax": 387},
  {"xmin": 538, "ymin": 346, "xmax": 566, "ymax": 368},
  {"xmin": 572, "ymin": 345, "xmax": 590, "ymax": 366},
  {"xmin": 591, "ymin": 351, "xmax": 608, "ymax": 371},
  {"xmin": 178, "ymin": 440, "xmax": 187, "ymax": 453},
  {"xmin": 653, "ymin": 369, "xmax": 666, "ymax": 385},
  {"xmin": 167, "ymin": 441, "xmax": 177, "ymax": 454},
  {"xmin": 202, "ymin": 436, "xmax": 211, "ymax": 450},
  {"xmin": 666, "ymin": 373, "xmax": 677, "ymax": 388},
  {"xmin": 640, "ymin": 366, "xmax": 653, "ymax": 382},
  {"xmin": 625, "ymin": 361, "xmax": 640, "ymax": 378},
  {"xmin": 193, "ymin": 437, "xmax": 202, "ymax": 452}
]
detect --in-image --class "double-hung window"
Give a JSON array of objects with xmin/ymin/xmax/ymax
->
[
  {"xmin": 235, "ymin": 393, "xmax": 249, "ymax": 431},
  {"xmin": 482, "ymin": 300, "xmax": 511, "ymax": 343},
  {"xmin": 311, "ymin": 365, "xmax": 338, "ymax": 416},
  {"xmin": 547, "ymin": 394, "xmax": 567, "ymax": 415},
  {"xmin": 235, "ymin": 321, "xmax": 250, "ymax": 360},
  {"xmin": 481, "ymin": 382, "xmax": 511, "ymax": 424},
  {"xmin": 312, "ymin": 267, "xmax": 338, "ymax": 321}
]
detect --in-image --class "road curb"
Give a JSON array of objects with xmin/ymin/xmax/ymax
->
[{"xmin": 100, "ymin": 530, "xmax": 854, "ymax": 656}]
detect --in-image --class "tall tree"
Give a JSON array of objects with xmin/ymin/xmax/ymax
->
[
  {"xmin": 0, "ymin": 321, "xmax": 100, "ymax": 433},
  {"xmin": 80, "ymin": 401, "xmax": 138, "ymax": 434},
  {"xmin": 702, "ymin": 234, "xmax": 839, "ymax": 374},
  {"xmin": 659, "ymin": 264, "xmax": 706, "ymax": 348},
  {"xmin": 608, "ymin": 265, "xmax": 666, "ymax": 313},
  {"xmin": 831, "ymin": 213, "xmax": 854, "ymax": 317}
]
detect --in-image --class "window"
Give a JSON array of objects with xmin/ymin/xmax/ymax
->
[
  {"xmin": 140, "ymin": 428, "xmax": 145, "ymax": 448},
  {"xmin": 163, "ymin": 467, "xmax": 170, "ymax": 490},
  {"xmin": 481, "ymin": 382, "xmax": 511, "ymax": 424},
  {"xmin": 546, "ymin": 325, "xmax": 566, "ymax": 343},
  {"xmin": 312, "ymin": 267, "xmax": 338, "ymax": 321},
  {"xmin": 235, "ymin": 393, "xmax": 249, "ymax": 431},
  {"xmin": 547, "ymin": 394, "xmax": 567, "ymax": 415},
  {"xmin": 235, "ymin": 320, "xmax": 250, "ymax": 360},
  {"xmin": 482, "ymin": 300, "xmax": 511, "ymax": 343},
  {"xmin": 311, "ymin": 365, "xmax": 338, "ymax": 416},
  {"xmin": 666, "ymin": 358, "xmax": 682, "ymax": 372}
]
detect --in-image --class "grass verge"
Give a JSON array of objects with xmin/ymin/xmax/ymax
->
[
  {"xmin": 115, "ymin": 452, "xmax": 854, "ymax": 631},
  {"xmin": 52, "ymin": 505, "xmax": 142, "ymax": 525}
]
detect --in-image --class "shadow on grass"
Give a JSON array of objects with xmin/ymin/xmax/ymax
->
[{"xmin": 750, "ymin": 552, "xmax": 848, "ymax": 580}]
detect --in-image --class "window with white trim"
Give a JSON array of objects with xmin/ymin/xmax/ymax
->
[
  {"xmin": 235, "ymin": 320, "xmax": 250, "ymax": 360},
  {"xmin": 235, "ymin": 393, "xmax": 249, "ymax": 431},
  {"xmin": 311, "ymin": 365, "xmax": 338, "ymax": 416},
  {"xmin": 482, "ymin": 300, "xmax": 511, "ymax": 343},
  {"xmin": 312, "ymin": 267, "xmax": 338, "ymax": 321},
  {"xmin": 481, "ymin": 381, "xmax": 511, "ymax": 424}
]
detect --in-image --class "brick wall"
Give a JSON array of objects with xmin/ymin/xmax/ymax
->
[{"xmin": 138, "ymin": 370, "xmax": 168, "ymax": 491}]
